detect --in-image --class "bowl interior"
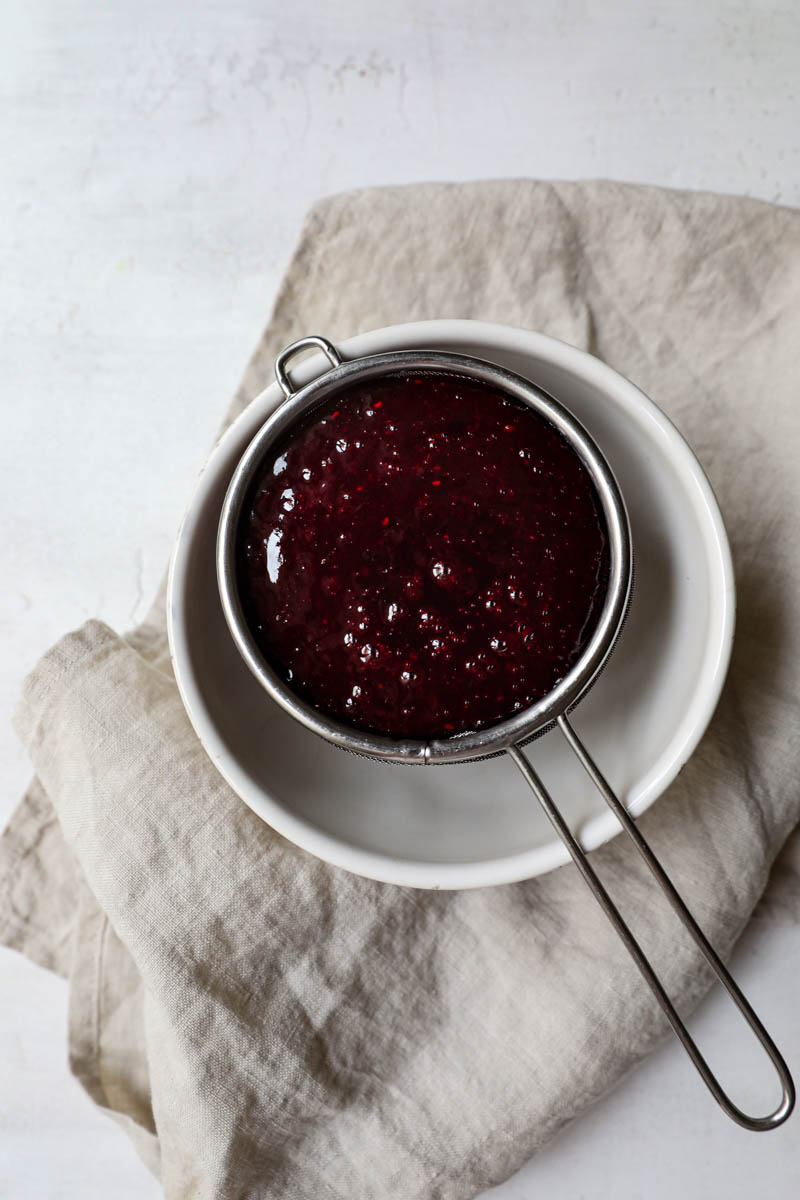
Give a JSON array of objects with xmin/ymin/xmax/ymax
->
[{"xmin": 168, "ymin": 320, "xmax": 733, "ymax": 889}]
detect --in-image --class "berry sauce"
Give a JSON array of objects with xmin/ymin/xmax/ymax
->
[{"xmin": 236, "ymin": 371, "xmax": 610, "ymax": 740}]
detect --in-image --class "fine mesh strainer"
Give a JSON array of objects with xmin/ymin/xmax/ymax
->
[{"xmin": 218, "ymin": 334, "xmax": 794, "ymax": 1130}]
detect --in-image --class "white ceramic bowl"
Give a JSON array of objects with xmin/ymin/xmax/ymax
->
[{"xmin": 167, "ymin": 320, "xmax": 735, "ymax": 890}]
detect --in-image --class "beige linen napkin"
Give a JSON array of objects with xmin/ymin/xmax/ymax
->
[{"xmin": 3, "ymin": 180, "xmax": 800, "ymax": 1199}]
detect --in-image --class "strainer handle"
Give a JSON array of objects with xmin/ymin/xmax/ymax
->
[{"xmin": 507, "ymin": 714, "xmax": 795, "ymax": 1132}]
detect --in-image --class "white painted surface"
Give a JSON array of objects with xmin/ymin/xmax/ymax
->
[{"xmin": 1, "ymin": 1, "xmax": 798, "ymax": 1196}]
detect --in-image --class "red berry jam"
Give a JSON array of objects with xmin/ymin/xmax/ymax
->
[{"xmin": 237, "ymin": 371, "xmax": 610, "ymax": 740}]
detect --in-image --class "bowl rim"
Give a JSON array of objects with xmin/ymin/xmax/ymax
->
[{"xmin": 167, "ymin": 319, "xmax": 735, "ymax": 890}]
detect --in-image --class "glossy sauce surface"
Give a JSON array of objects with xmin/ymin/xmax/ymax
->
[{"xmin": 237, "ymin": 371, "xmax": 610, "ymax": 739}]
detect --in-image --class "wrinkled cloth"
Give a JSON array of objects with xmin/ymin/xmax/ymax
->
[{"xmin": 3, "ymin": 180, "xmax": 800, "ymax": 1199}]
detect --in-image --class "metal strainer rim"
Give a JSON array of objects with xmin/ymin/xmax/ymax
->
[{"xmin": 217, "ymin": 340, "xmax": 633, "ymax": 764}]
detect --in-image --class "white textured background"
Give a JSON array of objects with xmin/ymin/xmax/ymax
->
[{"xmin": 2, "ymin": 1, "xmax": 800, "ymax": 1196}]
